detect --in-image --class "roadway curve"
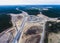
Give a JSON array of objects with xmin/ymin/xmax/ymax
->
[{"xmin": 12, "ymin": 11, "xmax": 28, "ymax": 43}]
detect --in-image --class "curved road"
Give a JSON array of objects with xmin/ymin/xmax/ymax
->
[
  {"xmin": 12, "ymin": 9, "xmax": 46, "ymax": 43},
  {"xmin": 12, "ymin": 11, "xmax": 28, "ymax": 43}
]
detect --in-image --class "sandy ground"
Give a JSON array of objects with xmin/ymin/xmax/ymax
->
[
  {"xmin": 19, "ymin": 21, "xmax": 43, "ymax": 43},
  {"xmin": 48, "ymin": 32, "xmax": 60, "ymax": 43}
]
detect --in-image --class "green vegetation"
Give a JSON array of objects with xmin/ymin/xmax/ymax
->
[
  {"xmin": 45, "ymin": 21, "xmax": 60, "ymax": 43},
  {"xmin": 25, "ymin": 9, "xmax": 40, "ymax": 15},
  {"xmin": 46, "ymin": 21, "xmax": 60, "ymax": 33},
  {"xmin": 42, "ymin": 8, "xmax": 60, "ymax": 18},
  {"xmin": 0, "ymin": 14, "xmax": 12, "ymax": 33}
]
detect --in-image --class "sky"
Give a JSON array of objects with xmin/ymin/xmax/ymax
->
[{"xmin": 0, "ymin": 0, "xmax": 60, "ymax": 5}]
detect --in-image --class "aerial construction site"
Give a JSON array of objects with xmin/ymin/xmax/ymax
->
[{"xmin": 0, "ymin": 11, "xmax": 60, "ymax": 43}]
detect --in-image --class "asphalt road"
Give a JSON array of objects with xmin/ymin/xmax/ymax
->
[{"xmin": 12, "ymin": 11, "xmax": 28, "ymax": 43}]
